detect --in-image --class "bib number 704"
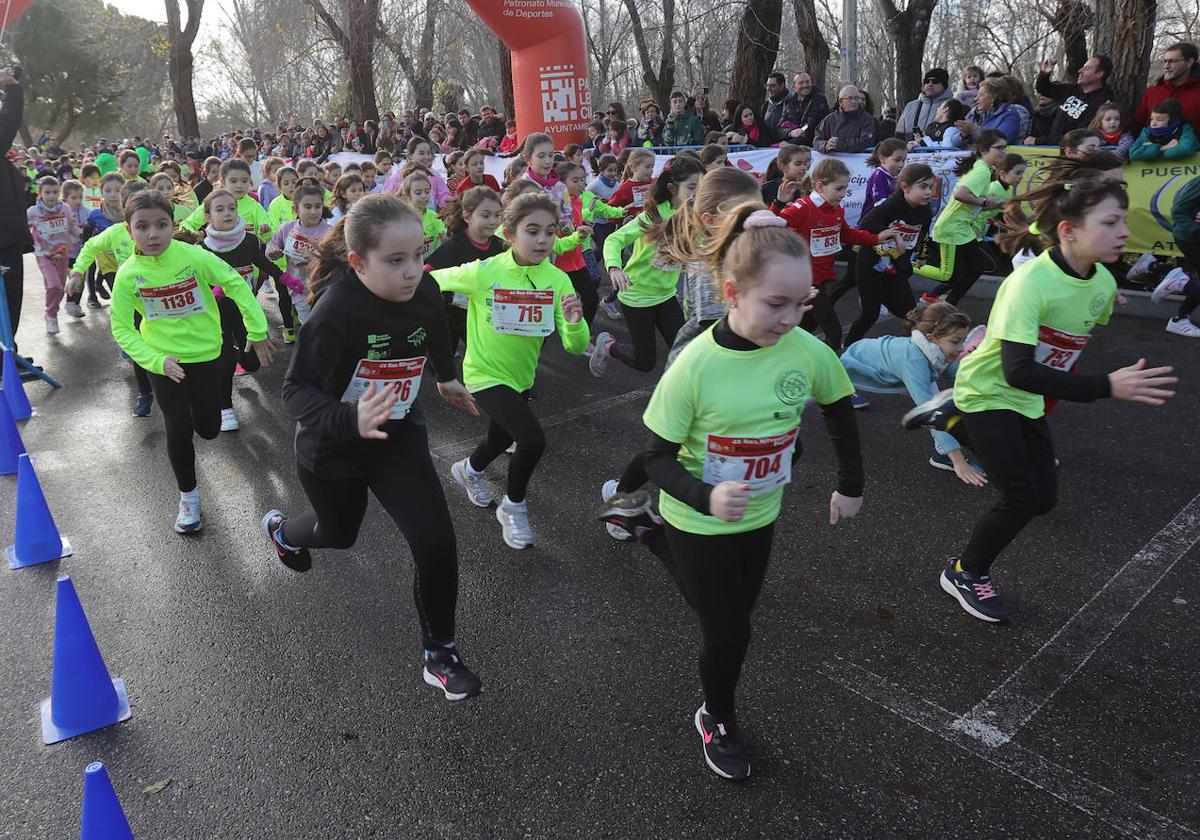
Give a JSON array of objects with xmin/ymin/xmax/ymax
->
[{"xmin": 743, "ymin": 453, "xmax": 784, "ymax": 481}]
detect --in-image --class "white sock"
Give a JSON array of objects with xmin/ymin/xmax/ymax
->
[
  {"xmin": 502, "ymin": 495, "xmax": 527, "ymax": 509},
  {"xmin": 464, "ymin": 459, "xmax": 484, "ymax": 477},
  {"xmin": 181, "ymin": 488, "xmax": 200, "ymax": 503}
]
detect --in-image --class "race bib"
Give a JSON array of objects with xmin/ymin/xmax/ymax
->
[
  {"xmin": 491, "ymin": 288, "xmax": 554, "ymax": 336},
  {"xmin": 809, "ymin": 224, "xmax": 841, "ymax": 257},
  {"xmin": 893, "ymin": 221, "xmax": 922, "ymax": 253},
  {"xmin": 37, "ymin": 213, "xmax": 68, "ymax": 238},
  {"xmin": 339, "ymin": 357, "xmax": 426, "ymax": 420},
  {"xmin": 234, "ymin": 264, "xmax": 255, "ymax": 285},
  {"xmin": 139, "ymin": 276, "xmax": 206, "ymax": 321},
  {"xmin": 284, "ymin": 231, "xmax": 318, "ymax": 263},
  {"xmin": 451, "ymin": 293, "xmax": 469, "ymax": 309},
  {"xmin": 702, "ymin": 429, "xmax": 799, "ymax": 497},
  {"xmin": 1034, "ymin": 325, "xmax": 1089, "ymax": 371},
  {"xmin": 631, "ymin": 185, "xmax": 650, "ymax": 208}
]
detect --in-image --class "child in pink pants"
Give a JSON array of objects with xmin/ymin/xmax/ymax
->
[{"xmin": 27, "ymin": 176, "xmax": 81, "ymax": 334}]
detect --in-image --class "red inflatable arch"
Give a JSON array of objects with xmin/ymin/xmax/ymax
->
[{"xmin": 466, "ymin": 0, "xmax": 592, "ymax": 147}]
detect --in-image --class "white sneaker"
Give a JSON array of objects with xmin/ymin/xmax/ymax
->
[
  {"xmin": 45, "ymin": 316, "xmax": 60, "ymax": 334},
  {"xmin": 600, "ymin": 479, "xmax": 632, "ymax": 541},
  {"xmin": 64, "ymin": 301, "xmax": 85, "ymax": 318},
  {"xmin": 220, "ymin": 408, "xmax": 240, "ymax": 432},
  {"xmin": 1151, "ymin": 268, "xmax": 1191, "ymax": 304},
  {"xmin": 175, "ymin": 492, "xmax": 203, "ymax": 534},
  {"xmin": 451, "ymin": 458, "xmax": 494, "ymax": 507},
  {"xmin": 1165, "ymin": 317, "xmax": 1200, "ymax": 338},
  {"xmin": 1127, "ymin": 252, "xmax": 1157, "ymax": 278},
  {"xmin": 496, "ymin": 496, "xmax": 535, "ymax": 549},
  {"xmin": 589, "ymin": 331, "xmax": 614, "ymax": 378},
  {"xmin": 505, "ymin": 442, "xmax": 517, "ymax": 454}
]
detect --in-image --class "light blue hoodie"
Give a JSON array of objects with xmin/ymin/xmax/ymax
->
[{"xmin": 840, "ymin": 333, "xmax": 960, "ymax": 454}]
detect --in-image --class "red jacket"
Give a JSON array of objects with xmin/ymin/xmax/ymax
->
[
  {"xmin": 1135, "ymin": 70, "xmax": 1200, "ymax": 131},
  {"xmin": 455, "ymin": 173, "xmax": 501, "ymax": 195},
  {"xmin": 554, "ymin": 194, "xmax": 586, "ymax": 272},
  {"xmin": 775, "ymin": 193, "xmax": 879, "ymax": 285},
  {"xmin": 607, "ymin": 179, "xmax": 653, "ymax": 220}
]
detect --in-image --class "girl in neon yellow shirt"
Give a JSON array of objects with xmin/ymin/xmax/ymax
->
[
  {"xmin": 598, "ymin": 206, "xmax": 863, "ymax": 781},
  {"xmin": 907, "ymin": 179, "xmax": 1177, "ymax": 623},
  {"xmin": 110, "ymin": 190, "xmax": 274, "ymax": 534},
  {"xmin": 399, "ymin": 171, "xmax": 446, "ymax": 258},
  {"xmin": 433, "ymin": 193, "xmax": 588, "ymax": 550},
  {"xmin": 590, "ymin": 156, "xmax": 704, "ymax": 377}
]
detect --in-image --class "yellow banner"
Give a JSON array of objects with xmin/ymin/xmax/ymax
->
[{"xmin": 1012, "ymin": 146, "xmax": 1200, "ymax": 257}]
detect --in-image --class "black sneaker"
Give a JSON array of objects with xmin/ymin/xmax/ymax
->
[
  {"xmin": 260, "ymin": 509, "xmax": 312, "ymax": 572},
  {"xmin": 939, "ymin": 558, "xmax": 1010, "ymax": 622},
  {"xmin": 87, "ymin": 294, "xmax": 102, "ymax": 309},
  {"xmin": 694, "ymin": 705, "xmax": 750, "ymax": 780},
  {"xmin": 132, "ymin": 392, "xmax": 154, "ymax": 418},
  {"xmin": 597, "ymin": 488, "xmax": 661, "ymax": 541},
  {"xmin": 902, "ymin": 389, "xmax": 961, "ymax": 432},
  {"xmin": 423, "ymin": 647, "xmax": 482, "ymax": 701}
]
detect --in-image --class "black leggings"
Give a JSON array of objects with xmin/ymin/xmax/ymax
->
[
  {"xmin": 933, "ymin": 240, "xmax": 985, "ymax": 306},
  {"xmin": 644, "ymin": 522, "xmax": 775, "ymax": 727},
  {"xmin": 147, "ymin": 357, "xmax": 224, "ymax": 492},
  {"xmin": 567, "ymin": 268, "xmax": 599, "ymax": 325},
  {"xmin": 217, "ymin": 297, "xmax": 261, "ymax": 409},
  {"xmin": 612, "ymin": 298, "xmax": 685, "ymax": 372},
  {"xmin": 845, "ymin": 253, "xmax": 916, "ymax": 346},
  {"xmin": 800, "ymin": 285, "xmax": 841, "ymax": 350},
  {"xmin": 468, "ymin": 385, "xmax": 545, "ymax": 503},
  {"xmin": 131, "ymin": 310, "xmax": 152, "ymax": 397},
  {"xmin": 281, "ymin": 424, "xmax": 458, "ymax": 650},
  {"xmin": 443, "ymin": 296, "xmax": 468, "ymax": 356},
  {"xmin": 959, "ymin": 409, "xmax": 1057, "ymax": 575},
  {"xmin": 1174, "ymin": 242, "xmax": 1200, "ymax": 323},
  {"xmin": 270, "ymin": 276, "xmax": 295, "ymax": 330}
]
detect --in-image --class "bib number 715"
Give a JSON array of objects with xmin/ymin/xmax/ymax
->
[{"xmin": 518, "ymin": 304, "xmax": 543, "ymax": 323}]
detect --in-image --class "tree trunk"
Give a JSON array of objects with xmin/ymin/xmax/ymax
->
[
  {"xmin": 59, "ymin": 96, "xmax": 79, "ymax": 143},
  {"xmin": 1046, "ymin": 0, "xmax": 1092, "ymax": 79},
  {"xmin": 165, "ymin": 0, "xmax": 204, "ymax": 138},
  {"xmin": 498, "ymin": 37, "xmax": 516, "ymax": 119},
  {"xmin": 793, "ymin": 0, "xmax": 830, "ymax": 94},
  {"xmin": 308, "ymin": 0, "xmax": 379, "ymax": 121},
  {"xmin": 1094, "ymin": 0, "xmax": 1156, "ymax": 110},
  {"xmin": 622, "ymin": 0, "xmax": 675, "ymax": 104},
  {"xmin": 874, "ymin": 0, "xmax": 938, "ymax": 107},
  {"xmin": 730, "ymin": 0, "xmax": 783, "ymax": 110},
  {"xmin": 413, "ymin": 0, "xmax": 437, "ymax": 110}
]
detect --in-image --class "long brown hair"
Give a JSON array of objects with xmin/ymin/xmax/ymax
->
[
  {"xmin": 997, "ymin": 178, "xmax": 1128, "ymax": 256},
  {"xmin": 307, "ymin": 194, "xmax": 424, "ymax": 305},
  {"xmin": 694, "ymin": 202, "xmax": 810, "ymax": 300},
  {"xmin": 651, "ymin": 167, "xmax": 761, "ymax": 260},
  {"xmin": 441, "ymin": 186, "xmax": 502, "ymax": 237}
]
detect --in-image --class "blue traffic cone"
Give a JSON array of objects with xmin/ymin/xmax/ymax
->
[
  {"xmin": 81, "ymin": 761, "xmax": 134, "ymax": 840},
  {"xmin": 0, "ymin": 393, "xmax": 24, "ymax": 475},
  {"xmin": 40, "ymin": 576, "xmax": 131, "ymax": 744},
  {"xmin": 1, "ymin": 348, "xmax": 33, "ymax": 421},
  {"xmin": 6, "ymin": 454, "xmax": 72, "ymax": 569}
]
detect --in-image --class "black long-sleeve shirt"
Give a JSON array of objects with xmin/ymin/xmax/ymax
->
[
  {"xmin": 201, "ymin": 234, "xmax": 282, "ymax": 286},
  {"xmin": 855, "ymin": 190, "xmax": 933, "ymax": 278},
  {"xmin": 641, "ymin": 319, "xmax": 865, "ymax": 515},
  {"xmin": 282, "ymin": 270, "xmax": 455, "ymax": 478}
]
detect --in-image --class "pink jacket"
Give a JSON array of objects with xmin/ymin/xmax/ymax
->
[
  {"xmin": 27, "ymin": 201, "xmax": 81, "ymax": 258},
  {"xmin": 381, "ymin": 168, "xmax": 452, "ymax": 209}
]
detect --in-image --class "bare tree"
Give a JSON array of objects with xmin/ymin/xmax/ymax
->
[
  {"xmin": 377, "ymin": 0, "xmax": 438, "ymax": 110},
  {"xmin": 623, "ymin": 0, "xmax": 676, "ymax": 105},
  {"xmin": 1043, "ymin": 0, "xmax": 1091, "ymax": 78},
  {"xmin": 498, "ymin": 38, "xmax": 515, "ymax": 118},
  {"xmin": 793, "ymin": 0, "xmax": 831, "ymax": 93},
  {"xmin": 307, "ymin": 0, "xmax": 380, "ymax": 120},
  {"xmin": 873, "ymin": 0, "xmax": 938, "ymax": 106},
  {"xmin": 165, "ymin": 0, "xmax": 204, "ymax": 137},
  {"xmin": 1094, "ymin": 0, "xmax": 1157, "ymax": 110},
  {"xmin": 730, "ymin": 0, "xmax": 783, "ymax": 109}
]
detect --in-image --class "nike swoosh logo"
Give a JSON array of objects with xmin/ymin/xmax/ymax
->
[{"xmin": 702, "ymin": 723, "xmax": 713, "ymax": 744}]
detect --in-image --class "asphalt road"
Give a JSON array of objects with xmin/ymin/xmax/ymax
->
[{"xmin": 2, "ymin": 254, "xmax": 1198, "ymax": 839}]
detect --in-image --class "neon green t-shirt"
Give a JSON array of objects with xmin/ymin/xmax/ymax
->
[
  {"xmin": 268, "ymin": 193, "xmax": 297, "ymax": 229},
  {"xmin": 932, "ymin": 159, "xmax": 994, "ymax": 246},
  {"xmin": 180, "ymin": 193, "xmax": 273, "ymax": 243},
  {"xmin": 71, "ymin": 222, "xmax": 133, "ymax": 275},
  {"xmin": 422, "ymin": 207, "xmax": 447, "ymax": 257},
  {"xmin": 602, "ymin": 201, "xmax": 681, "ymax": 308},
  {"xmin": 954, "ymin": 249, "xmax": 1116, "ymax": 419},
  {"xmin": 644, "ymin": 326, "xmax": 853, "ymax": 536},
  {"xmin": 110, "ymin": 240, "xmax": 269, "ymax": 375},
  {"xmin": 432, "ymin": 249, "xmax": 590, "ymax": 393}
]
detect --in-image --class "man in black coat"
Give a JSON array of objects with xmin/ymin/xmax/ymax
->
[
  {"xmin": 1034, "ymin": 55, "xmax": 1115, "ymax": 144},
  {"xmin": 0, "ymin": 69, "xmax": 34, "ymax": 348}
]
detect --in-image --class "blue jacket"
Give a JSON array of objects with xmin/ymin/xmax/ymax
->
[
  {"xmin": 968, "ymin": 103, "xmax": 1020, "ymax": 144},
  {"xmin": 840, "ymin": 334, "xmax": 960, "ymax": 453}
]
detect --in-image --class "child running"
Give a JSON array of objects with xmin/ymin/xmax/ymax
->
[
  {"xmin": 266, "ymin": 183, "xmax": 331, "ymax": 332},
  {"xmin": 454, "ymin": 148, "xmax": 501, "ymax": 196},
  {"xmin": 916, "ymin": 129, "xmax": 1009, "ymax": 306},
  {"xmin": 109, "ymin": 189, "xmax": 274, "ymax": 533},
  {"xmin": 599, "ymin": 206, "xmax": 863, "ymax": 780},
  {"xmin": 399, "ymin": 171, "xmax": 447, "ymax": 258},
  {"xmin": 590, "ymin": 156, "xmax": 704, "ymax": 376},
  {"xmin": 905, "ymin": 178, "xmax": 1177, "ymax": 622},
  {"xmin": 552, "ymin": 160, "xmax": 597, "ymax": 324},
  {"xmin": 860, "ymin": 138, "xmax": 908, "ymax": 217},
  {"xmin": 262, "ymin": 194, "xmax": 483, "ymax": 701},
  {"xmin": 27, "ymin": 176, "xmax": 81, "ymax": 335},
  {"xmin": 759, "ymin": 143, "xmax": 811, "ymax": 207},
  {"xmin": 328, "ymin": 173, "xmax": 365, "ymax": 223},
  {"xmin": 432, "ymin": 193, "xmax": 589, "ymax": 549},
  {"xmin": 426, "ymin": 186, "xmax": 505, "ymax": 356}
]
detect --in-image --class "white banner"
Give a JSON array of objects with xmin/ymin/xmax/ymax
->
[{"xmin": 329, "ymin": 148, "xmax": 972, "ymax": 228}]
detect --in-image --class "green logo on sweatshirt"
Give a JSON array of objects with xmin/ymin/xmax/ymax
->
[
  {"xmin": 366, "ymin": 333, "xmax": 391, "ymax": 360},
  {"xmin": 407, "ymin": 327, "xmax": 428, "ymax": 347}
]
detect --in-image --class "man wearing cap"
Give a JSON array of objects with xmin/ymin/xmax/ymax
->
[
  {"xmin": 895, "ymin": 68, "xmax": 953, "ymax": 139},
  {"xmin": 814, "ymin": 84, "xmax": 879, "ymax": 152}
]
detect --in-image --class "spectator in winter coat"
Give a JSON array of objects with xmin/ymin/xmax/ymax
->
[
  {"xmin": 663, "ymin": 90, "xmax": 706, "ymax": 146},
  {"xmin": 1134, "ymin": 42, "xmax": 1200, "ymax": 133},
  {"xmin": 895, "ymin": 68, "xmax": 953, "ymax": 138},
  {"xmin": 785, "ymin": 72, "xmax": 830, "ymax": 146},
  {"xmin": 955, "ymin": 77, "xmax": 1022, "ymax": 144},
  {"xmin": 814, "ymin": 85, "xmax": 880, "ymax": 153},
  {"xmin": 762, "ymin": 72, "xmax": 802, "ymax": 143},
  {"xmin": 1033, "ymin": 55, "xmax": 1114, "ymax": 145}
]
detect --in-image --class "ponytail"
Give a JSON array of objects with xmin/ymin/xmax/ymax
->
[
  {"xmin": 997, "ymin": 178, "xmax": 1128, "ymax": 256},
  {"xmin": 694, "ymin": 203, "xmax": 809, "ymax": 300}
]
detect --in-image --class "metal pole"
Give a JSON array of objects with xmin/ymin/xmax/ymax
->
[{"xmin": 842, "ymin": 0, "xmax": 858, "ymax": 85}]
